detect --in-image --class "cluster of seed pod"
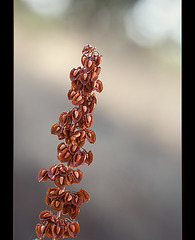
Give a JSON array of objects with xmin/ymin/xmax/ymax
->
[
  {"xmin": 35, "ymin": 44, "xmax": 103, "ymax": 240},
  {"xmin": 45, "ymin": 188, "xmax": 90, "ymax": 219},
  {"xmin": 38, "ymin": 164, "xmax": 83, "ymax": 189},
  {"xmin": 35, "ymin": 210, "xmax": 80, "ymax": 239}
]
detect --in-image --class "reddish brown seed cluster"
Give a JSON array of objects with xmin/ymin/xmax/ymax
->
[
  {"xmin": 35, "ymin": 44, "xmax": 103, "ymax": 240},
  {"xmin": 35, "ymin": 210, "xmax": 80, "ymax": 239}
]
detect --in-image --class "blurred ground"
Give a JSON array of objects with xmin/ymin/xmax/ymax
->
[{"xmin": 14, "ymin": 0, "xmax": 181, "ymax": 240}]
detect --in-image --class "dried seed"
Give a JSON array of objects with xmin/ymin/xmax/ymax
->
[
  {"xmin": 64, "ymin": 152, "xmax": 70, "ymax": 158},
  {"xmin": 83, "ymin": 106, "xmax": 87, "ymax": 112},
  {"xmin": 56, "ymin": 127, "xmax": 60, "ymax": 131},
  {"xmin": 80, "ymin": 130, "xmax": 85, "ymax": 139},
  {"xmin": 74, "ymin": 171, "xmax": 79, "ymax": 178},
  {"xmin": 70, "ymin": 224, "xmax": 75, "ymax": 232},
  {"xmin": 50, "ymin": 190, "xmax": 56, "ymax": 195},
  {"xmin": 83, "ymin": 73, "xmax": 87, "ymax": 80},
  {"xmin": 56, "ymin": 226, "xmax": 61, "ymax": 235},
  {"xmin": 59, "ymin": 144, "xmax": 65, "ymax": 151},
  {"xmin": 73, "ymin": 132, "xmax": 81, "ymax": 138},
  {"xmin": 87, "ymin": 115, "xmax": 91, "ymax": 123},
  {"xmin": 72, "ymin": 145, "xmax": 77, "ymax": 152},
  {"xmin": 76, "ymin": 95, "xmax": 82, "ymax": 102},
  {"xmin": 67, "ymin": 195, "xmax": 72, "ymax": 201},
  {"xmin": 92, "ymin": 72, "xmax": 96, "ymax": 79},
  {"xmin": 41, "ymin": 225, "xmax": 46, "ymax": 233},
  {"xmin": 88, "ymin": 133, "xmax": 92, "ymax": 138},
  {"xmin": 88, "ymin": 60, "xmax": 92, "ymax": 68},
  {"xmin": 51, "ymin": 167, "xmax": 56, "ymax": 175},
  {"xmin": 74, "ymin": 111, "xmax": 79, "ymax": 118},
  {"xmin": 59, "ymin": 166, "xmax": 66, "ymax": 173},
  {"xmin": 98, "ymin": 56, "xmax": 103, "ymax": 65},
  {"xmin": 55, "ymin": 200, "xmax": 60, "ymax": 208},
  {"xmin": 73, "ymin": 69, "xmax": 78, "ymax": 77},
  {"xmin": 76, "ymin": 154, "xmax": 81, "ymax": 162},
  {"xmin": 42, "ymin": 212, "xmax": 51, "ymax": 218},
  {"xmin": 58, "ymin": 189, "xmax": 65, "ymax": 195},
  {"xmin": 70, "ymin": 90, "xmax": 76, "ymax": 97},
  {"xmin": 59, "ymin": 176, "xmax": 64, "ymax": 185}
]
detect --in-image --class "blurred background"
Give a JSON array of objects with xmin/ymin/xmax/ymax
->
[{"xmin": 14, "ymin": 0, "xmax": 181, "ymax": 239}]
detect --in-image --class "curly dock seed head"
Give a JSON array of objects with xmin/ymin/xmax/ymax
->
[{"xmin": 35, "ymin": 44, "xmax": 103, "ymax": 240}]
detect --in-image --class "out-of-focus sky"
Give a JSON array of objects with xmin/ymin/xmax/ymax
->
[{"xmin": 14, "ymin": 0, "xmax": 181, "ymax": 239}]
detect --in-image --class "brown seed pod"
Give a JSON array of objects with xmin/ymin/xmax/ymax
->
[
  {"xmin": 68, "ymin": 221, "xmax": 80, "ymax": 238},
  {"xmin": 58, "ymin": 148, "xmax": 72, "ymax": 163},
  {"xmin": 72, "ymin": 169, "xmax": 83, "ymax": 183},
  {"xmin": 72, "ymin": 192, "xmax": 84, "ymax": 208},
  {"xmin": 83, "ymin": 80, "xmax": 96, "ymax": 95},
  {"xmin": 67, "ymin": 88, "xmax": 77, "ymax": 100},
  {"xmin": 82, "ymin": 43, "xmax": 96, "ymax": 55},
  {"xmin": 54, "ymin": 175, "xmax": 66, "ymax": 189},
  {"xmin": 35, "ymin": 223, "xmax": 47, "ymax": 239},
  {"xmin": 72, "ymin": 92, "xmax": 84, "ymax": 105},
  {"xmin": 65, "ymin": 171, "xmax": 75, "ymax": 185},
  {"xmin": 70, "ymin": 152, "xmax": 85, "ymax": 168},
  {"xmin": 84, "ymin": 114, "xmax": 93, "ymax": 128},
  {"xmin": 59, "ymin": 111, "xmax": 72, "ymax": 126},
  {"xmin": 45, "ymin": 195, "xmax": 52, "ymax": 205},
  {"xmin": 47, "ymin": 187, "xmax": 58, "ymax": 199},
  {"xmin": 72, "ymin": 109, "xmax": 82, "ymax": 123},
  {"xmin": 70, "ymin": 67, "xmax": 82, "ymax": 81},
  {"xmin": 67, "ymin": 205, "xmax": 80, "ymax": 220},
  {"xmin": 79, "ymin": 189, "xmax": 90, "ymax": 203},
  {"xmin": 50, "ymin": 198, "xmax": 63, "ymax": 211},
  {"xmin": 51, "ymin": 123, "xmax": 62, "ymax": 135},
  {"xmin": 71, "ymin": 79, "xmax": 83, "ymax": 91},
  {"xmin": 85, "ymin": 150, "xmax": 93, "ymax": 166},
  {"xmin": 38, "ymin": 168, "xmax": 49, "ymax": 182},
  {"xmin": 64, "ymin": 192, "xmax": 73, "ymax": 204},
  {"xmin": 85, "ymin": 129, "xmax": 96, "ymax": 144},
  {"xmin": 39, "ymin": 210, "xmax": 53, "ymax": 222},
  {"xmin": 51, "ymin": 223, "xmax": 65, "ymax": 239},
  {"xmin": 80, "ymin": 71, "xmax": 91, "ymax": 86},
  {"xmin": 47, "ymin": 164, "xmax": 59, "ymax": 180},
  {"xmin": 69, "ymin": 143, "xmax": 79, "ymax": 154},
  {"xmin": 94, "ymin": 79, "xmax": 103, "ymax": 93}
]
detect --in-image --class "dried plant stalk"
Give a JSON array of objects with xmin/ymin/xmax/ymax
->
[{"xmin": 34, "ymin": 44, "xmax": 103, "ymax": 240}]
